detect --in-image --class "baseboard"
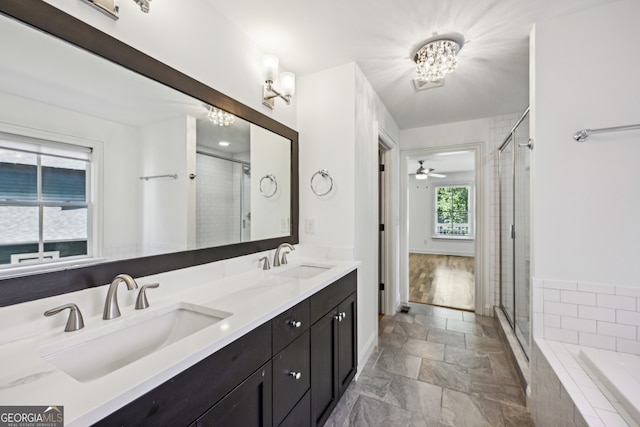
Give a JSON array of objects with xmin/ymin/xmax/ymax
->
[{"xmin": 356, "ymin": 331, "xmax": 376, "ymax": 380}]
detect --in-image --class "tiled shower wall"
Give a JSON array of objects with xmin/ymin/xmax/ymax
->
[{"xmin": 532, "ymin": 278, "xmax": 640, "ymax": 355}]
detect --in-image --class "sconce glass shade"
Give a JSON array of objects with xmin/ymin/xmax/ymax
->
[
  {"xmin": 262, "ymin": 54, "xmax": 279, "ymax": 82},
  {"xmin": 280, "ymin": 72, "xmax": 296, "ymax": 97}
]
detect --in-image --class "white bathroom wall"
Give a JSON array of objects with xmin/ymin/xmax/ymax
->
[
  {"xmin": 297, "ymin": 62, "xmax": 400, "ymax": 369},
  {"xmin": 532, "ymin": 0, "xmax": 640, "ymax": 288},
  {"xmin": 530, "ymin": 0, "xmax": 640, "ymax": 353},
  {"xmin": 139, "ymin": 116, "xmax": 196, "ymax": 255},
  {"xmin": 41, "ymin": 0, "xmax": 296, "ymax": 131},
  {"xmin": 408, "ymin": 171, "xmax": 475, "ymax": 257},
  {"xmin": 250, "ymin": 125, "xmax": 291, "ymax": 240},
  {"xmin": 0, "ymin": 90, "xmax": 140, "ymax": 260}
]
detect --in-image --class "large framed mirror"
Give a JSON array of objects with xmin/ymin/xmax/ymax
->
[{"xmin": 0, "ymin": 0, "xmax": 299, "ymax": 306}]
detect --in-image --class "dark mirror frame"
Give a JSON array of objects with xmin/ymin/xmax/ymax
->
[{"xmin": 0, "ymin": 0, "xmax": 299, "ymax": 307}]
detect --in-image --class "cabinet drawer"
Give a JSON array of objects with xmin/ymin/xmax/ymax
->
[
  {"xmin": 272, "ymin": 330, "xmax": 310, "ymax": 426},
  {"xmin": 310, "ymin": 270, "xmax": 357, "ymax": 324},
  {"xmin": 272, "ymin": 299, "xmax": 310, "ymax": 354},
  {"xmin": 279, "ymin": 390, "xmax": 310, "ymax": 427}
]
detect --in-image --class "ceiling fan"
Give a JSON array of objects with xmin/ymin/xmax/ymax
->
[{"xmin": 416, "ymin": 160, "xmax": 446, "ymax": 180}]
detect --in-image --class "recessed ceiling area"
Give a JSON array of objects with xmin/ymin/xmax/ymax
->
[{"xmin": 207, "ymin": 0, "xmax": 619, "ymax": 129}]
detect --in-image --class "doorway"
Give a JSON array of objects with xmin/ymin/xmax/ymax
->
[
  {"xmin": 406, "ymin": 150, "xmax": 476, "ymax": 312},
  {"xmin": 399, "ymin": 143, "xmax": 485, "ymax": 315}
]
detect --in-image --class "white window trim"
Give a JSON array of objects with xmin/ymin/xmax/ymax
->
[
  {"xmin": 0, "ymin": 122, "xmax": 104, "ymax": 276},
  {"xmin": 432, "ymin": 181, "xmax": 475, "ymax": 240}
]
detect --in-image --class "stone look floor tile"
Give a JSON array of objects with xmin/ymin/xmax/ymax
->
[
  {"xmin": 402, "ymin": 338, "xmax": 445, "ymax": 361},
  {"xmin": 393, "ymin": 322, "xmax": 429, "ymax": 340},
  {"xmin": 330, "ymin": 305, "xmax": 532, "ymax": 426},
  {"xmin": 418, "ymin": 359, "xmax": 471, "ymax": 393},
  {"xmin": 441, "ymin": 388, "xmax": 505, "ymax": 427},
  {"xmin": 376, "ymin": 348, "xmax": 422, "ymax": 379},
  {"xmin": 427, "ymin": 327, "xmax": 466, "ymax": 348}
]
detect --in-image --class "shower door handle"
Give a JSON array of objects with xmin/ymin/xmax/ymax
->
[{"xmin": 518, "ymin": 138, "xmax": 534, "ymax": 150}]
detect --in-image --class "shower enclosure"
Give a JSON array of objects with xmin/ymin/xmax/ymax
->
[{"xmin": 499, "ymin": 108, "xmax": 531, "ymax": 357}]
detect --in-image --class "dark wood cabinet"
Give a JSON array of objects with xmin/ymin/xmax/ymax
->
[
  {"xmin": 310, "ymin": 270, "xmax": 357, "ymax": 427},
  {"xmin": 195, "ymin": 362, "xmax": 273, "ymax": 427},
  {"xmin": 93, "ymin": 270, "xmax": 356, "ymax": 427}
]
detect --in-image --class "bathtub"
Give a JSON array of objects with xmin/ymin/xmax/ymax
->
[{"xmin": 580, "ymin": 347, "xmax": 640, "ymax": 426}]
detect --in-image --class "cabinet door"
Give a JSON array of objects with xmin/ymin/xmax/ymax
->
[
  {"xmin": 310, "ymin": 310, "xmax": 338, "ymax": 427},
  {"xmin": 337, "ymin": 293, "xmax": 357, "ymax": 396},
  {"xmin": 272, "ymin": 331, "xmax": 310, "ymax": 426},
  {"xmin": 196, "ymin": 362, "xmax": 273, "ymax": 427}
]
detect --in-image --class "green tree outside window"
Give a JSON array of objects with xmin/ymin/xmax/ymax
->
[{"xmin": 435, "ymin": 186, "xmax": 470, "ymax": 236}]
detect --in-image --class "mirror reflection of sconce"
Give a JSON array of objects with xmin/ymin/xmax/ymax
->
[
  {"xmin": 260, "ymin": 174, "xmax": 278, "ymax": 198},
  {"xmin": 262, "ymin": 55, "xmax": 296, "ymax": 109}
]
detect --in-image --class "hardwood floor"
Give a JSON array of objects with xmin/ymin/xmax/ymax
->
[{"xmin": 409, "ymin": 253, "xmax": 475, "ymax": 311}]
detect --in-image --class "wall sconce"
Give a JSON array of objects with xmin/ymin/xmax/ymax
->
[{"xmin": 262, "ymin": 55, "xmax": 295, "ymax": 109}]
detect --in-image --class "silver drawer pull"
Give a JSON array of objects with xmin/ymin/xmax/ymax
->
[
  {"xmin": 289, "ymin": 320, "xmax": 302, "ymax": 328},
  {"xmin": 289, "ymin": 371, "xmax": 302, "ymax": 380},
  {"xmin": 335, "ymin": 312, "xmax": 347, "ymax": 322}
]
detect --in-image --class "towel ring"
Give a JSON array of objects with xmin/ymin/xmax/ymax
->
[
  {"xmin": 260, "ymin": 174, "xmax": 278, "ymax": 198},
  {"xmin": 310, "ymin": 169, "xmax": 334, "ymax": 196}
]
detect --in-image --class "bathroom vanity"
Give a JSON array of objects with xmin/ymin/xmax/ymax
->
[{"xmin": 0, "ymin": 260, "xmax": 358, "ymax": 427}]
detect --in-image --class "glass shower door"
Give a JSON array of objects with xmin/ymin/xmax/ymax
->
[
  {"xmin": 514, "ymin": 115, "xmax": 530, "ymax": 357},
  {"xmin": 499, "ymin": 141, "xmax": 515, "ymax": 326}
]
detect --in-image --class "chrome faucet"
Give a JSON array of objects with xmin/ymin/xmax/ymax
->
[
  {"xmin": 273, "ymin": 243, "xmax": 295, "ymax": 267},
  {"xmin": 103, "ymin": 274, "xmax": 138, "ymax": 320}
]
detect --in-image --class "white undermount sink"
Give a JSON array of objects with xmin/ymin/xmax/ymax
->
[
  {"xmin": 38, "ymin": 303, "xmax": 231, "ymax": 382},
  {"xmin": 274, "ymin": 264, "xmax": 335, "ymax": 279}
]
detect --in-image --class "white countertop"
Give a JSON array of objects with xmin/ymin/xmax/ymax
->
[{"xmin": 0, "ymin": 256, "xmax": 359, "ymax": 426}]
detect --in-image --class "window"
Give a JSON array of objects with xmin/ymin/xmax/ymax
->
[
  {"xmin": 0, "ymin": 136, "xmax": 91, "ymax": 267},
  {"xmin": 434, "ymin": 185, "xmax": 472, "ymax": 237}
]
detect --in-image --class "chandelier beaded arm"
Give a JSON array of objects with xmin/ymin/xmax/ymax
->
[{"xmin": 413, "ymin": 38, "xmax": 461, "ymax": 83}]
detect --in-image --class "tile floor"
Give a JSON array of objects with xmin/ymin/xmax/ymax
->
[{"xmin": 325, "ymin": 303, "xmax": 533, "ymax": 426}]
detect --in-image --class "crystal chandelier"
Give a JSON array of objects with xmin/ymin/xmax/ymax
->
[
  {"xmin": 413, "ymin": 38, "xmax": 461, "ymax": 83},
  {"xmin": 206, "ymin": 105, "xmax": 235, "ymax": 126}
]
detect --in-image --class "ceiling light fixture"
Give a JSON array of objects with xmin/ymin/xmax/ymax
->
[
  {"xmin": 205, "ymin": 104, "xmax": 235, "ymax": 126},
  {"xmin": 416, "ymin": 160, "xmax": 431, "ymax": 180},
  {"xmin": 262, "ymin": 54, "xmax": 296, "ymax": 109},
  {"xmin": 413, "ymin": 36, "xmax": 463, "ymax": 83}
]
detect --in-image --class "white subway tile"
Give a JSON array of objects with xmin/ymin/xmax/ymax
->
[
  {"xmin": 595, "ymin": 409, "xmax": 629, "ymax": 427},
  {"xmin": 581, "ymin": 386, "xmax": 616, "ymax": 412},
  {"xmin": 578, "ymin": 282, "xmax": 615, "ymax": 294},
  {"xmin": 544, "ymin": 327, "xmax": 578, "ymax": 344},
  {"xmin": 562, "ymin": 317, "xmax": 596, "ymax": 333},
  {"xmin": 615, "ymin": 285, "xmax": 640, "ymax": 298},
  {"xmin": 617, "ymin": 338, "xmax": 640, "ymax": 355},
  {"xmin": 544, "ymin": 279, "xmax": 578, "ymax": 291},
  {"xmin": 532, "ymin": 287, "xmax": 543, "ymax": 313},
  {"xmin": 544, "ymin": 289, "xmax": 561, "ymax": 302},
  {"xmin": 532, "ymin": 278, "xmax": 543, "ymax": 288},
  {"xmin": 561, "ymin": 290, "xmax": 596, "ymax": 306},
  {"xmin": 533, "ymin": 315, "xmax": 544, "ymax": 338},
  {"xmin": 545, "ymin": 301, "xmax": 578, "ymax": 317},
  {"xmin": 578, "ymin": 332, "xmax": 616, "ymax": 350},
  {"xmin": 616, "ymin": 310, "xmax": 640, "ymax": 326},
  {"xmin": 597, "ymin": 321, "xmax": 636, "ymax": 339},
  {"xmin": 578, "ymin": 305, "xmax": 616, "ymax": 322},
  {"xmin": 597, "ymin": 294, "xmax": 636, "ymax": 311},
  {"xmin": 544, "ymin": 314, "xmax": 561, "ymax": 328}
]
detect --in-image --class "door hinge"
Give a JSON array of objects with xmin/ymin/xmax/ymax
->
[
  {"xmin": 379, "ymin": 224, "xmax": 385, "ymax": 232},
  {"xmin": 379, "ymin": 283, "xmax": 385, "ymax": 291},
  {"xmin": 379, "ymin": 164, "xmax": 385, "ymax": 172},
  {"xmin": 510, "ymin": 224, "xmax": 515, "ymax": 239}
]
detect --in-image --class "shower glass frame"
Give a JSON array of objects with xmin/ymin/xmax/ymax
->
[{"xmin": 499, "ymin": 107, "xmax": 531, "ymax": 359}]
